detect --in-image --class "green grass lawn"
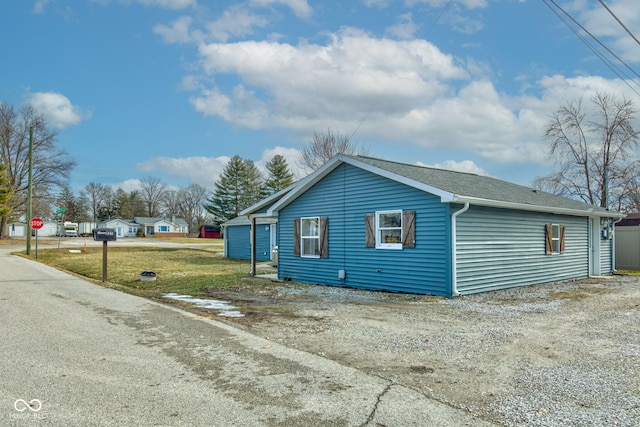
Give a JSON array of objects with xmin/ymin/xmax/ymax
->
[{"xmin": 19, "ymin": 246, "xmax": 255, "ymax": 299}]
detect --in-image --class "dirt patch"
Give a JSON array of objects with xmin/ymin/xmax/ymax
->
[{"xmin": 171, "ymin": 276, "xmax": 640, "ymax": 426}]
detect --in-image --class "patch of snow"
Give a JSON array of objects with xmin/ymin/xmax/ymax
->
[{"xmin": 163, "ymin": 293, "xmax": 244, "ymax": 317}]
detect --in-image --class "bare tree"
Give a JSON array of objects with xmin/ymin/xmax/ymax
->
[
  {"xmin": 534, "ymin": 92, "xmax": 639, "ymax": 211},
  {"xmin": 161, "ymin": 189, "xmax": 181, "ymax": 218},
  {"xmin": 0, "ymin": 162, "xmax": 12, "ymax": 219},
  {"xmin": 178, "ymin": 183, "xmax": 209, "ymax": 234},
  {"xmin": 0, "ymin": 102, "xmax": 75, "ymax": 237},
  {"xmin": 139, "ymin": 176, "xmax": 166, "ymax": 217},
  {"xmin": 82, "ymin": 182, "xmax": 111, "ymax": 222},
  {"xmin": 298, "ymin": 128, "xmax": 368, "ymax": 173}
]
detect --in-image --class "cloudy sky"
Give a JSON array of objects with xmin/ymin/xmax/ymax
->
[{"xmin": 1, "ymin": 0, "xmax": 639, "ymax": 193}]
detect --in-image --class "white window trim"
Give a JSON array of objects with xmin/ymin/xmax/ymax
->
[
  {"xmin": 551, "ymin": 223, "xmax": 561, "ymax": 254},
  {"xmin": 376, "ymin": 210, "xmax": 403, "ymax": 250},
  {"xmin": 301, "ymin": 216, "xmax": 320, "ymax": 258}
]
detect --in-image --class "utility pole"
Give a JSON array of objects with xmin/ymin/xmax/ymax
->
[{"xmin": 26, "ymin": 126, "xmax": 34, "ymax": 255}]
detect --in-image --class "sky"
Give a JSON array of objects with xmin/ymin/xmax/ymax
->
[{"xmin": 1, "ymin": 0, "xmax": 640, "ymax": 195}]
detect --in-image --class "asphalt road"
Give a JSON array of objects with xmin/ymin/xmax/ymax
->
[{"xmin": 0, "ymin": 246, "xmax": 493, "ymax": 426}]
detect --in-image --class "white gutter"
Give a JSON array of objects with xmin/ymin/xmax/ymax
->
[
  {"xmin": 450, "ymin": 195, "xmax": 623, "ymax": 219},
  {"xmin": 451, "ymin": 203, "xmax": 470, "ymax": 297}
]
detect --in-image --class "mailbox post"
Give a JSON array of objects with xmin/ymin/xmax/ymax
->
[{"xmin": 93, "ymin": 228, "xmax": 117, "ymax": 282}]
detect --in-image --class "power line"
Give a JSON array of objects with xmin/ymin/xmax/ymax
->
[
  {"xmin": 598, "ymin": 0, "xmax": 640, "ymax": 48},
  {"xmin": 542, "ymin": 0, "xmax": 640, "ymax": 96}
]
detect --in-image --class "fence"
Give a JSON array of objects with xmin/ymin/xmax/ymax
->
[{"xmin": 615, "ymin": 226, "xmax": 640, "ymax": 270}]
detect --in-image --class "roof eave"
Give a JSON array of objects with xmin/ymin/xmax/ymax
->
[{"xmin": 451, "ymin": 196, "xmax": 623, "ymax": 218}]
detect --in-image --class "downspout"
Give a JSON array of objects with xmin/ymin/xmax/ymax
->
[
  {"xmin": 451, "ymin": 203, "xmax": 470, "ymax": 297},
  {"xmin": 250, "ymin": 216, "xmax": 257, "ymax": 276}
]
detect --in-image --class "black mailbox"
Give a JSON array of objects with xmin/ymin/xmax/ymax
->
[{"xmin": 93, "ymin": 228, "xmax": 117, "ymax": 241}]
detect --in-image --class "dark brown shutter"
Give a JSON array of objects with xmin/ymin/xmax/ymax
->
[
  {"xmin": 293, "ymin": 218, "xmax": 300, "ymax": 257},
  {"xmin": 545, "ymin": 224, "xmax": 552, "ymax": 255},
  {"xmin": 319, "ymin": 216, "xmax": 328, "ymax": 258},
  {"xmin": 365, "ymin": 213, "xmax": 375, "ymax": 247},
  {"xmin": 560, "ymin": 224, "xmax": 566, "ymax": 254},
  {"xmin": 402, "ymin": 210, "xmax": 416, "ymax": 248}
]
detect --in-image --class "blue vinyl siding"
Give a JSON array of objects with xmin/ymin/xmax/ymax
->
[
  {"xmin": 278, "ymin": 163, "xmax": 451, "ymax": 296},
  {"xmin": 455, "ymin": 206, "xmax": 589, "ymax": 294},
  {"xmin": 226, "ymin": 224, "xmax": 272, "ymax": 261}
]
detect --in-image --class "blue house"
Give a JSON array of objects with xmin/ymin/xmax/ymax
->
[
  {"xmin": 242, "ymin": 155, "xmax": 622, "ymax": 297},
  {"xmin": 222, "ymin": 216, "xmax": 277, "ymax": 263}
]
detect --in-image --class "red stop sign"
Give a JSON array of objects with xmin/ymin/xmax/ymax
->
[{"xmin": 29, "ymin": 217, "xmax": 44, "ymax": 230}]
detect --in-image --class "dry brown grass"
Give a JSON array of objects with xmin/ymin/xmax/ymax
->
[{"xmin": 18, "ymin": 246, "xmax": 261, "ymax": 299}]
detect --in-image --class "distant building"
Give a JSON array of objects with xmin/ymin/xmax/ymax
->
[{"xmin": 198, "ymin": 225, "xmax": 221, "ymax": 239}]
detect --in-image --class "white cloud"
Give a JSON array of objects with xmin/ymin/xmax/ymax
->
[
  {"xmin": 249, "ymin": 0, "xmax": 312, "ymax": 19},
  {"xmin": 206, "ymin": 6, "xmax": 270, "ymax": 42},
  {"xmin": 108, "ymin": 178, "xmax": 143, "ymax": 193},
  {"xmin": 136, "ymin": 156, "xmax": 231, "ymax": 189},
  {"xmin": 184, "ymin": 26, "xmax": 640, "ymax": 168},
  {"xmin": 135, "ymin": 149, "xmax": 306, "ymax": 190},
  {"xmin": 423, "ymin": 159, "xmax": 488, "ymax": 175},
  {"xmin": 192, "ymin": 29, "xmax": 467, "ymax": 128},
  {"xmin": 154, "ymin": 7, "xmax": 269, "ymax": 44},
  {"xmin": 575, "ymin": 0, "xmax": 640, "ymax": 63},
  {"xmin": 254, "ymin": 146, "xmax": 305, "ymax": 179},
  {"xmin": 137, "ymin": 0, "xmax": 196, "ymax": 9},
  {"xmin": 407, "ymin": 0, "xmax": 487, "ymax": 9},
  {"xmin": 33, "ymin": 0, "xmax": 53, "ymax": 14},
  {"xmin": 363, "ymin": 0, "xmax": 391, "ymax": 8},
  {"xmin": 154, "ymin": 16, "xmax": 197, "ymax": 44},
  {"xmin": 386, "ymin": 13, "xmax": 419, "ymax": 39},
  {"xmin": 27, "ymin": 92, "xmax": 89, "ymax": 129}
]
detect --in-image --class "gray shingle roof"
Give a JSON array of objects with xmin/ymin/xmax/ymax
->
[{"xmin": 347, "ymin": 155, "xmax": 615, "ymax": 216}]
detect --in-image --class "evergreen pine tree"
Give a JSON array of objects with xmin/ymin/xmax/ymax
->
[
  {"xmin": 264, "ymin": 155, "xmax": 294, "ymax": 194},
  {"xmin": 205, "ymin": 155, "xmax": 265, "ymax": 224}
]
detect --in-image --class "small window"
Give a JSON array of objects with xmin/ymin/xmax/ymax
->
[
  {"xmin": 545, "ymin": 223, "xmax": 565, "ymax": 255},
  {"xmin": 301, "ymin": 217, "xmax": 320, "ymax": 257},
  {"xmin": 551, "ymin": 224, "xmax": 560, "ymax": 253},
  {"xmin": 376, "ymin": 210, "xmax": 403, "ymax": 250}
]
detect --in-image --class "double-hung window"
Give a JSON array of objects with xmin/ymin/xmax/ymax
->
[
  {"xmin": 301, "ymin": 217, "xmax": 320, "ymax": 257},
  {"xmin": 376, "ymin": 210, "xmax": 403, "ymax": 250},
  {"xmin": 365, "ymin": 210, "xmax": 416, "ymax": 250}
]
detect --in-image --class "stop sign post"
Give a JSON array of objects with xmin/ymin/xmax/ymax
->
[{"xmin": 29, "ymin": 217, "xmax": 44, "ymax": 259}]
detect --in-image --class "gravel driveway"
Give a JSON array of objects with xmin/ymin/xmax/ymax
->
[{"xmin": 202, "ymin": 274, "xmax": 640, "ymax": 426}]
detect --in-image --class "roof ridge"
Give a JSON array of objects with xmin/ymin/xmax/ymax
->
[{"xmin": 352, "ymin": 154, "xmax": 483, "ymax": 178}]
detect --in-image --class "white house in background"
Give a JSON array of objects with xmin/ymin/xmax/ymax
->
[
  {"xmin": 38, "ymin": 221, "xmax": 59, "ymax": 237},
  {"xmin": 96, "ymin": 217, "xmax": 189, "ymax": 238},
  {"xmin": 7, "ymin": 222, "xmax": 26, "ymax": 237},
  {"xmin": 133, "ymin": 217, "xmax": 189, "ymax": 236},
  {"xmin": 98, "ymin": 219, "xmax": 139, "ymax": 238}
]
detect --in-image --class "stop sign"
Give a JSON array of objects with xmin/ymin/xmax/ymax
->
[{"xmin": 29, "ymin": 217, "xmax": 44, "ymax": 230}]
